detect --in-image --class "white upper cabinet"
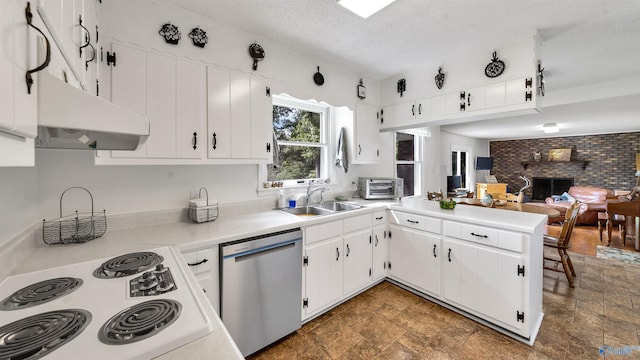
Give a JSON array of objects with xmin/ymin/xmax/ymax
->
[
  {"xmin": 338, "ymin": 103, "xmax": 380, "ymax": 164},
  {"xmin": 380, "ymin": 98, "xmax": 429, "ymax": 131},
  {"xmin": 250, "ymin": 77, "xmax": 273, "ymax": 161},
  {"xmin": 0, "ymin": 0, "xmax": 40, "ymax": 166},
  {"xmin": 176, "ymin": 60, "xmax": 206, "ymax": 159},
  {"xmin": 206, "ymin": 66, "xmax": 273, "ymax": 163},
  {"xmin": 145, "ymin": 53, "xmax": 176, "ymax": 159},
  {"xmin": 36, "ymin": 0, "xmax": 98, "ymax": 93}
]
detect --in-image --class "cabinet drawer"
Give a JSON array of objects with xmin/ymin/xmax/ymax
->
[
  {"xmin": 305, "ymin": 220, "xmax": 343, "ymax": 244},
  {"xmin": 183, "ymin": 249, "xmax": 214, "ymax": 274},
  {"xmin": 372, "ymin": 211, "xmax": 386, "ymax": 226},
  {"xmin": 344, "ymin": 214, "xmax": 372, "ymax": 233},
  {"xmin": 391, "ymin": 211, "xmax": 441, "ymax": 234},
  {"xmin": 443, "ymin": 221, "xmax": 524, "ymax": 252}
]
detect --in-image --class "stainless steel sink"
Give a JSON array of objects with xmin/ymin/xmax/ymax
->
[
  {"xmin": 276, "ymin": 201, "xmax": 363, "ymax": 217},
  {"xmin": 278, "ymin": 206, "xmax": 335, "ymax": 217},
  {"xmin": 314, "ymin": 201, "xmax": 363, "ymax": 212}
]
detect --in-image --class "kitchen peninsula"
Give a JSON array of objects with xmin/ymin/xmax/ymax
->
[{"xmin": 388, "ymin": 197, "xmax": 546, "ymax": 344}]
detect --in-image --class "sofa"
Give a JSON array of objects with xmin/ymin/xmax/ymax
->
[{"xmin": 542, "ymin": 186, "xmax": 614, "ymax": 225}]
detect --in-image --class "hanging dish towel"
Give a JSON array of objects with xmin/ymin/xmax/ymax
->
[
  {"xmin": 335, "ymin": 127, "xmax": 349, "ymax": 173},
  {"xmin": 271, "ymin": 130, "xmax": 281, "ymax": 169}
]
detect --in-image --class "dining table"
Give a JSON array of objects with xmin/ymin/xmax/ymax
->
[{"xmin": 452, "ymin": 198, "xmax": 562, "ymax": 218}]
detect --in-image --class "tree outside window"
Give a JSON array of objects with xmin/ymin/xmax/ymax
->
[{"xmin": 267, "ymin": 99, "xmax": 328, "ymax": 183}]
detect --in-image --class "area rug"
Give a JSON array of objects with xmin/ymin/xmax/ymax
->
[{"xmin": 596, "ymin": 245, "xmax": 640, "ymax": 265}]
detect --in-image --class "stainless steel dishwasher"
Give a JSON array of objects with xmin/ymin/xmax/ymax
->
[{"xmin": 220, "ymin": 228, "xmax": 302, "ymax": 357}]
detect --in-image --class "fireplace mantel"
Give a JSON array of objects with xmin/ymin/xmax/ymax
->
[{"xmin": 520, "ymin": 160, "xmax": 588, "ymax": 170}]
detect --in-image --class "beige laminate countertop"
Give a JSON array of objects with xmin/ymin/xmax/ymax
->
[{"xmin": 7, "ymin": 200, "xmax": 391, "ymax": 360}]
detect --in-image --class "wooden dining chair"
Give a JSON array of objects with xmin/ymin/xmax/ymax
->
[{"xmin": 543, "ymin": 201, "xmax": 581, "ymax": 288}]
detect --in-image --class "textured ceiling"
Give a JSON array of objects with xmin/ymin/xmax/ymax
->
[{"xmin": 162, "ymin": 0, "xmax": 640, "ymax": 139}]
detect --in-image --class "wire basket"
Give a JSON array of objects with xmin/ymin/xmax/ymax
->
[
  {"xmin": 188, "ymin": 187, "xmax": 218, "ymax": 223},
  {"xmin": 42, "ymin": 187, "xmax": 107, "ymax": 245}
]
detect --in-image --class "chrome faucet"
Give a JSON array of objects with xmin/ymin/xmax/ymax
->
[{"xmin": 306, "ymin": 185, "xmax": 329, "ymax": 206}]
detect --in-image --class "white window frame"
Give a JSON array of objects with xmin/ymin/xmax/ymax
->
[
  {"xmin": 258, "ymin": 95, "xmax": 330, "ymax": 193},
  {"xmin": 395, "ymin": 131, "xmax": 422, "ymax": 196},
  {"xmin": 450, "ymin": 144, "xmax": 472, "ymax": 190}
]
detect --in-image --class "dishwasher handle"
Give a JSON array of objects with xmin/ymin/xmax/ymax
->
[{"xmin": 228, "ymin": 240, "xmax": 299, "ymax": 263}]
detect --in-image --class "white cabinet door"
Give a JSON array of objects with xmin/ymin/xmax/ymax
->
[
  {"xmin": 423, "ymin": 234, "xmax": 441, "ymax": 296},
  {"xmin": 229, "ymin": 72, "xmax": 250, "ymax": 159},
  {"xmin": 464, "ymin": 86, "xmax": 485, "ymax": 112},
  {"xmin": 380, "ymin": 101, "xmax": 413, "ymax": 130},
  {"xmin": 304, "ymin": 237, "xmax": 343, "ymax": 316},
  {"xmin": 497, "ymin": 251, "xmax": 526, "ymax": 331},
  {"xmin": 0, "ymin": 0, "xmax": 38, "ymax": 141},
  {"xmin": 372, "ymin": 223, "xmax": 387, "ymax": 281},
  {"xmin": 353, "ymin": 103, "xmax": 380, "ymax": 163},
  {"xmin": 145, "ymin": 53, "xmax": 175, "ymax": 159},
  {"xmin": 484, "ymin": 82, "xmax": 506, "ymax": 109},
  {"xmin": 506, "ymin": 77, "xmax": 534, "ymax": 106},
  {"xmin": 343, "ymin": 228, "xmax": 373, "ymax": 295},
  {"xmin": 110, "ymin": 43, "xmax": 146, "ymax": 158},
  {"xmin": 207, "ymin": 66, "xmax": 231, "ymax": 159},
  {"xmin": 183, "ymin": 247, "xmax": 220, "ymax": 315},
  {"xmin": 388, "ymin": 224, "xmax": 428, "ymax": 291},
  {"xmin": 442, "ymin": 239, "xmax": 478, "ymax": 310},
  {"xmin": 415, "ymin": 98, "xmax": 431, "ymax": 122},
  {"xmin": 249, "ymin": 77, "xmax": 272, "ymax": 160},
  {"xmin": 176, "ymin": 60, "xmax": 205, "ymax": 159}
]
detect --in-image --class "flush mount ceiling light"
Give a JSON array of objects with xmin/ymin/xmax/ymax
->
[
  {"xmin": 542, "ymin": 123, "xmax": 559, "ymax": 133},
  {"xmin": 337, "ymin": 0, "xmax": 397, "ymax": 18}
]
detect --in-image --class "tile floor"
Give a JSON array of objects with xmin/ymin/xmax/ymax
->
[{"xmin": 248, "ymin": 226, "xmax": 640, "ymax": 360}]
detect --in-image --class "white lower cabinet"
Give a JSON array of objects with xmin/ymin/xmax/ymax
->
[
  {"xmin": 304, "ymin": 235, "xmax": 343, "ymax": 316},
  {"xmin": 371, "ymin": 211, "xmax": 388, "ymax": 281},
  {"xmin": 182, "ymin": 246, "xmax": 220, "ymax": 315},
  {"xmin": 388, "ymin": 211, "xmax": 441, "ymax": 296},
  {"xmin": 302, "ymin": 212, "xmax": 382, "ymax": 320}
]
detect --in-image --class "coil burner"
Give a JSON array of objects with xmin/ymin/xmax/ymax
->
[
  {"xmin": 0, "ymin": 277, "xmax": 83, "ymax": 311},
  {"xmin": 0, "ymin": 309, "xmax": 91, "ymax": 360},
  {"xmin": 99, "ymin": 299, "xmax": 182, "ymax": 345},
  {"xmin": 93, "ymin": 252, "xmax": 164, "ymax": 279}
]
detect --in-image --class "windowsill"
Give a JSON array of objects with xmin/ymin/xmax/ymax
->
[{"xmin": 256, "ymin": 183, "xmax": 337, "ymax": 197}]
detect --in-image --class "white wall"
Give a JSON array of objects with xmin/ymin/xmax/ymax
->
[{"xmin": 0, "ymin": 167, "xmax": 37, "ymax": 245}]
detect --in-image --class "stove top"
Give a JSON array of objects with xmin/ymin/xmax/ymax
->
[{"xmin": 0, "ymin": 247, "xmax": 213, "ymax": 360}]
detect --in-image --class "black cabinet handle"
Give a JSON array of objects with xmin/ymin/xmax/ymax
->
[
  {"xmin": 433, "ymin": 244, "xmax": 437, "ymax": 258},
  {"xmin": 375, "ymin": 216, "xmax": 383, "ymax": 221},
  {"xmin": 212, "ymin": 132, "xmax": 217, "ymax": 149},
  {"xmin": 467, "ymin": 93, "xmax": 471, "ymax": 106},
  {"xmin": 266, "ymin": 142, "xmax": 271, "ymax": 152},
  {"xmin": 25, "ymin": 2, "xmax": 51, "ymax": 94},
  {"xmin": 358, "ymin": 144, "xmax": 362, "ymax": 155},
  {"xmin": 471, "ymin": 232, "xmax": 488, "ymax": 238},
  {"xmin": 336, "ymin": 247, "xmax": 340, "ymax": 261},
  {"xmin": 411, "ymin": 104, "xmax": 415, "ymax": 116},
  {"xmin": 407, "ymin": 219, "xmax": 419, "ymax": 224},
  {"xmin": 346, "ymin": 244, "xmax": 350, "ymax": 257},
  {"xmin": 187, "ymin": 258, "xmax": 208, "ymax": 267},
  {"xmin": 418, "ymin": 103, "xmax": 422, "ymax": 115},
  {"xmin": 78, "ymin": 15, "xmax": 90, "ymax": 58},
  {"xmin": 448, "ymin": 248, "xmax": 452, "ymax": 262},
  {"xmin": 192, "ymin": 132, "xmax": 197, "ymax": 150},
  {"xmin": 375, "ymin": 235, "xmax": 379, "ymax": 247}
]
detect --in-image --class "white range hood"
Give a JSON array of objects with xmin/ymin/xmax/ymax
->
[{"xmin": 36, "ymin": 70, "xmax": 149, "ymax": 150}]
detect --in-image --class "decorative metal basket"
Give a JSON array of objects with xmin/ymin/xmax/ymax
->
[
  {"xmin": 188, "ymin": 187, "xmax": 218, "ymax": 223},
  {"xmin": 42, "ymin": 187, "xmax": 106, "ymax": 245}
]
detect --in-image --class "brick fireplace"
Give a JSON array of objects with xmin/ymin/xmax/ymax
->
[{"xmin": 489, "ymin": 132, "xmax": 640, "ymax": 200}]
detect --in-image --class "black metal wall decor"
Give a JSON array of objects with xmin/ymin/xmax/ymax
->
[
  {"xmin": 188, "ymin": 27, "xmax": 208, "ymax": 48},
  {"xmin": 357, "ymin": 79, "xmax": 366, "ymax": 99},
  {"xmin": 397, "ymin": 78, "xmax": 406, "ymax": 97},
  {"xmin": 249, "ymin": 43, "xmax": 265, "ymax": 71},
  {"xmin": 159, "ymin": 23, "xmax": 181, "ymax": 44},
  {"xmin": 313, "ymin": 66, "xmax": 325, "ymax": 86},
  {"xmin": 434, "ymin": 67, "xmax": 445, "ymax": 89},
  {"xmin": 484, "ymin": 51, "xmax": 505, "ymax": 78}
]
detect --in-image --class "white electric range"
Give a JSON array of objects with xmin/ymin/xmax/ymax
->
[{"xmin": 0, "ymin": 246, "xmax": 213, "ymax": 359}]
